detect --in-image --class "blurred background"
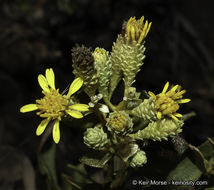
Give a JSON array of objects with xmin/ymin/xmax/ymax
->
[{"xmin": 0, "ymin": 0, "xmax": 214, "ymax": 189}]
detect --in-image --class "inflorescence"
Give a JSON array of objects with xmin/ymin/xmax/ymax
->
[{"xmin": 20, "ymin": 16, "xmax": 191, "ymax": 168}]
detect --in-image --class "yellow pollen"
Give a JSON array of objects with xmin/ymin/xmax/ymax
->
[
  {"xmin": 109, "ymin": 113, "xmax": 126, "ymax": 131},
  {"xmin": 36, "ymin": 89, "xmax": 68, "ymax": 119},
  {"xmin": 156, "ymin": 94, "xmax": 179, "ymax": 116}
]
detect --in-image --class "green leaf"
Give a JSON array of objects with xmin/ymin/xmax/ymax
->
[
  {"xmin": 61, "ymin": 173, "xmax": 82, "ymax": 190},
  {"xmin": 189, "ymin": 138, "xmax": 214, "ymax": 175},
  {"xmin": 208, "ymin": 138, "xmax": 214, "ymax": 146},
  {"xmin": 38, "ymin": 143, "xmax": 61, "ymax": 190},
  {"xmin": 62, "ymin": 164, "xmax": 95, "ymax": 190},
  {"xmin": 207, "ymin": 156, "xmax": 214, "ymax": 175},
  {"xmin": 68, "ymin": 163, "xmax": 100, "ymax": 184},
  {"xmin": 167, "ymin": 157, "xmax": 202, "ymax": 181},
  {"xmin": 198, "ymin": 138, "xmax": 214, "ymax": 159},
  {"xmin": 113, "ymin": 156, "xmax": 126, "ymax": 172},
  {"xmin": 189, "ymin": 144, "xmax": 208, "ymax": 173},
  {"xmin": 117, "ymin": 143, "xmax": 138, "ymax": 162},
  {"xmin": 79, "ymin": 153, "xmax": 112, "ymax": 168},
  {"xmin": 67, "ymin": 164, "xmax": 89, "ymax": 183}
]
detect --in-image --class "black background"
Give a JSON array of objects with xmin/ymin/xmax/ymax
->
[{"xmin": 0, "ymin": 0, "xmax": 214, "ymax": 189}]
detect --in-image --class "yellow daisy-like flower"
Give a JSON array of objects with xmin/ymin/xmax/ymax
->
[
  {"xmin": 20, "ymin": 68, "xmax": 89, "ymax": 144},
  {"xmin": 126, "ymin": 16, "xmax": 152, "ymax": 44},
  {"xmin": 148, "ymin": 82, "xmax": 191, "ymax": 121}
]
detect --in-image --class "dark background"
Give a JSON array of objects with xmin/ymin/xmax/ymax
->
[{"xmin": 0, "ymin": 0, "xmax": 214, "ymax": 189}]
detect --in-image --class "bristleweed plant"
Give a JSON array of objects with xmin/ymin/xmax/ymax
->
[{"xmin": 20, "ymin": 16, "xmax": 195, "ymax": 189}]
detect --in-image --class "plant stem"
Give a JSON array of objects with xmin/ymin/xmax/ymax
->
[
  {"xmin": 116, "ymin": 100, "xmax": 127, "ymax": 110},
  {"xmin": 104, "ymin": 97, "xmax": 116, "ymax": 111}
]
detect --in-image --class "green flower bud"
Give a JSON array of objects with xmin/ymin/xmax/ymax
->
[
  {"xmin": 109, "ymin": 16, "xmax": 151, "ymax": 98},
  {"xmin": 106, "ymin": 111, "xmax": 133, "ymax": 135},
  {"xmin": 109, "ymin": 35, "xmax": 123, "ymax": 97},
  {"xmin": 109, "ymin": 34, "xmax": 146, "ymax": 97},
  {"xmin": 130, "ymin": 119, "xmax": 183, "ymax": 141},
  {"xmin": 130, "ymin": 150, "xmax": 147, "ymax": 167},
  {"xmin": 84, "ymin": 126, "xmax": 109, "ymax": 150},
  {"xmin": 131, "ymin": 97, "xmax": 156, "ymax": 122},
  {"xmin": 93, "ymin": 48, "xmax": 112, "ymax": 97},
  {"xmin": 121, "ymin": 37, "xmax": 146, "ymax": 89},
  {"xmin": 71, "ymin": 44, "xmax": 98, "ymax": 97}
]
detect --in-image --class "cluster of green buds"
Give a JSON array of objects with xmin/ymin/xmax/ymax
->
[
  {"xmin": 20, "ymin": 15, "xmax": 191, "ymax": 169},
  {"xmin": 80, "ymin": 16, "xmax": 191, "ymax": 168}
]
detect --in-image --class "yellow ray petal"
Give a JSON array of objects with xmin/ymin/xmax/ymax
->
[
  {"xmin": 38, "ymin": 74, "xmax": 50, "ymax": 92},
  {"xmin": 169, "ymin": 114, "xmax": 178, "ymax": 121},
  {"xmin": 131, "ymin": 25, "xmax": 135, "ymax": 41},
  {"xmin": 66, "ymin": 110, "xmax": 83, "ymax": 119},
  {"xmin": 171, "ymin": 85, "xmax": 179, "ymax": 92},
  {"xmin": 36, "ymin": 118, "xmax": 50, "ymax": 136},
  {"xmin": 157, "ymin": 112, "xmax": 162, "ymax": 119},
  {"xmin": 177, "ymin": 99, "xmax": 191, "ymax": 104},
  {"xmin": 20, "ymin": 104, "xmax": 38, "ymax": 113},
  {"xmin": 172, "ymin": 90, "xmax": 186, "ymax": 99},
  {"xmin": 162, "ymin": 82, "xmax": 169, "ymax": 94},
  {"xmin": 174, "ymin": 113, "xmax": 183, "ymax": 117},
  {"xmin": 145, "ymin": 22, "xmax": 152, "ymax": 37},
  {"xmin": 148, "ymin": 91, "xmax": 156, "ymax": 99},
  {"xmin": 53, "ymin": 119, "xmax": 60, "ymax": 144},
  {"xmin": 45, "ymin": 68, "xmax": 56, "ymax": 90},
  {"xmin": 69, "ymin": 104, "xmax": 89, "ymax": 111},
  {"xmin": 67, "ymin": 78, "xmax": 83, "ymax": 98},
  {"xmin": 139, "ymin": 16, "xmax": 144, "ymax": 25},
  {"xmin": 138, "ymin": 20, "xmax": 148, "ymax": 43}
]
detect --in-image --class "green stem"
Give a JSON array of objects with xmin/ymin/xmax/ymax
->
[
  {"xmin": 116, "ymin": 100, "xmax": 127, "ymax": 110},
  {"xmin": 104, "ymin": 97, "xmax": 116, "ymax": 111},
  {"xmin": 123, "ymin": 83, "xmax": 129, "ymax": 98}
]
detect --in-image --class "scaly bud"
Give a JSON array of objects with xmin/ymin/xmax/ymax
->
[
  {"xmin": 130, "ymin": 119, "xmax": 183, "ymax": 141},
  {"xmin": 132, "ymin": 97, "xmax": 156, "ymax": 122},
  {"xmin": 93, "ymin": 48, "xmax": 112, "ymax": 97},
  {"xmin": 130, "ymin": 150, "xmax": 147, "ymax": 167},
  {"xmin": 72, "ymin": 44, "xmax": 98, "ymax": 97},
  {"xmin": 84, "ymin": 126, "xmax": 109, "ymax": 150}
]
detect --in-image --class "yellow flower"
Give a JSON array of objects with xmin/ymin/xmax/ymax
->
[
  {"xmin": 20, "ymin": 68, "xmax": 89, "ymax": 144},
  {"xmin": 126, "ymin": 16, "xmax": 152, "ymax": 44},
  {"xmin": 148, "ymin": 82, "xmax": 191, "ymax": 121}
]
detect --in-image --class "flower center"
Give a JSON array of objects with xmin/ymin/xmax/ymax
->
[
  {"xmin": 36, "ymin": 89, "xmax": 68, "ymax": 119},
  {"xmin": 108, "ymin": 112, "xmax": 127, "ymax": 131},
  {"xmin": 155, "ymin": 94, "xmax": 179, "ymax": 115}
]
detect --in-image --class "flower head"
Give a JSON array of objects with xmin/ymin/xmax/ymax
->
[
  {"xmin": 106, "ymin": 111, "xmax": 133, "ymax": 134},
  {"xmin": 93, "ymin": 47, "xmax": 112, "ymax": 97},
  {"xmin": 148, "ymin": 82, "xmax": 191, "ymax": 121},
  {"xmin": 20, "ymin": 68, "xmax": 89, "ymax": 144},
  {"xmin": 72, "ymin": 44, "xmax": 98, "ymax": 97},
  {"xmin": 92, "ymin": 47, "xmax": 108, "ymax": 64},
  {"xmin": 130, "ymin": 119, "xmax": 183, "ymax": 141},
  {"xmin": 126, "ymin": 16, "xmax": 152, "ymax": 44},
  {"xmin": 84, "ymin": 126, "xmax": 109, "ymax": 150},
  {"xmin": 130, "ymin": 150, "xmax": 147, "ymax": 168}
]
